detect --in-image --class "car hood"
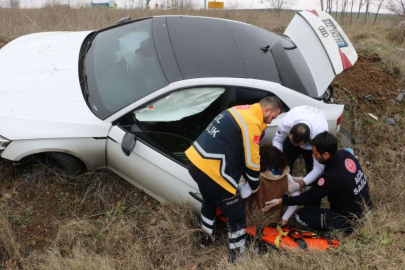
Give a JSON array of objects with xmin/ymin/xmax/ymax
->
[{"xmin": 0, "ymin": 31, "xmax": 111, "ymax": 140}]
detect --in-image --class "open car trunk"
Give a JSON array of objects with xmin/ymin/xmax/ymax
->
[{"xmin": 283, "ymin": 10, "xmax": 357, "ymax": 98}]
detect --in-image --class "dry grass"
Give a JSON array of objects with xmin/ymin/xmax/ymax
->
[{"xmin": 0, "ymin": 6, "xmax": 405, "ymax": 270}]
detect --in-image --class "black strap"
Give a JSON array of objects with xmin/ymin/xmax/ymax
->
[{"xmin": 295, "ymin": 238, "xmax": 309, "ymax": 250}]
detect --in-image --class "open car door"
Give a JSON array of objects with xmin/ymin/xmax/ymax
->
[{"xmin": 284, "ymin": 10, "xmax": 358, "ymax": 97}]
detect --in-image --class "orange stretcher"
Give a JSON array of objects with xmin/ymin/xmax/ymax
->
[
  {"xmin": 216, "ymin": 208, "xmax": 339, "ymax": 250},
  {"xmin": 246, "ymin": 225, "xmax": 339, "ymax": 250}
]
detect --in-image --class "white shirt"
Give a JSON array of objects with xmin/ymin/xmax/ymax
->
[{"xmin": 272, "ymin": 106, "xmax": 328, "ymax": 185}]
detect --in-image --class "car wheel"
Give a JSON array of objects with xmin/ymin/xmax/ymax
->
[{"xmin": 48, "ymin": 152, "xmax": 84, "ymax": 176}]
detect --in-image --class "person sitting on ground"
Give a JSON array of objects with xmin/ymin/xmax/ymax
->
[
  {"xmin": 240, "ymin": 145, "xmax": 300, "ymax": 227},
  {"xmin": 263, "ymin": 131, "xmax": 372, "ymax": 233}
]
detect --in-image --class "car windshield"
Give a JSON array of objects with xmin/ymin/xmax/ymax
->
[{"xmin": 83, "ymin": 19, "xmax": 168, "ymax": 119}]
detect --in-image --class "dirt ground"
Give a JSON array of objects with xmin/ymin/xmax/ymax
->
[
  {"xmin": 334, "ymin": 55, "xmax": 403, "ymax": 114},
  {"xmin": 0, "ymin": 55, "xmax": 401, "ymax": 255}
]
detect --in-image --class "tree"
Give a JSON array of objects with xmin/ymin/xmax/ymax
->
[
  {"xmin": 350, "ymin": 0, "xmax": 356, "ymax": 26},
  {"xmin": 335, "ymin": 0, "xmax": 339, "ymax": 17},
  {"xmin": 262, "ymin": 0, "xmax": 297, "ymax": 14},
  {"xmin": 364, "ymin": 0, "xmax": 371, "ymax": 24},
  {"xmin": 340, "ymin": 0, "xmax": 349, "ymax": 24},
  {"xmin": 3, "ymin": 0, "xmax": 20, "ymax": 8},
  {"xmin": 320, "ymin": 0, "xmax": 325, "ymax": 10},
  {"xmin": 386, "ymin": 0, "xmax": 405, "ymax": 16},
  {"xmin": 374, "ymin": 0, "xmax": 386, "ymax": 25},
  {"xmin": 161, "ymin": 0, "xmax": 197, "ymax": 10},
  {"xmin": 326, "ymin": 0, "xmax": 334, "ymax": 14},
  {"xmin": 356, "ymin": 0, "xmax": 366, "ymax": 26}
]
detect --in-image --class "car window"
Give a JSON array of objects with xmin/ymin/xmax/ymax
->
[
  {"xmin": 117, "ymin": 86, "xmax": 287, "ymax": 166},
  {"xmin": 84, "ymin": 19, "xmax": 168, "ymax": 119}
]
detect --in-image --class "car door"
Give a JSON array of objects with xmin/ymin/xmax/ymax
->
[{"xmin": 106, "ymin": 125, "xmax": 201, "ymax": 211}]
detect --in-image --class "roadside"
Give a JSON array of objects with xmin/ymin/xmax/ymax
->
[{"xmin": 0, "ymin": 9, "xmax": 404, "ymax": 269}]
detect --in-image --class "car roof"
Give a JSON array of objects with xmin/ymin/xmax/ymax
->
[{"xmin": 151, "ymin": 16, "xmax": 283, "ymax": 84}]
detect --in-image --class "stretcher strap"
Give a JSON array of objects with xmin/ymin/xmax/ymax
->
[
  {"xmin": 288, "ymin": 229, "xmax": 318, "ymax": 239},
  {"xmin": 274, "ymin": 226, "xmax": 289, "ymax": 249}
]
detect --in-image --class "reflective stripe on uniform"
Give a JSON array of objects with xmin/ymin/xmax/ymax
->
[
  {"xmin": 202, "ymin": 214, "xmax": 215, "ymax": 226},
  {"xmin": 245, "ymin": 173, "xmax": 259, "ymax": 181},
  {"xmin": 228, "ymin": 228, "xmax": 246, "ymax": 239},
  {"xmin": 229, "ymin": 108, "xmax": 260, "ymax": 170},
  {"xmin": 229, "ymin": 239, "xmax": 246, "ymax": 249},
  {"xmin": 193, "ymin": 142, "xmax": 238, "ymax": 188},
  {"xmin": 202, "ymin": 224, "xmax": 213, "ymax": 234}
]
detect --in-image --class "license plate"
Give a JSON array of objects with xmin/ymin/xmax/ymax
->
[{"xmin": 322, "ymin": 19, "xmax": 348, "ymax": 47}]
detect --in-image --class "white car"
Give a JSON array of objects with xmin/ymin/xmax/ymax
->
[{"xmin": 0, "ymin": 10, "xmax": 356, "ymax": 211}]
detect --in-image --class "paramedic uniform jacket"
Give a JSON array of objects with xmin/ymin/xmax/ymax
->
[
  {"xmin": 185, "ymin": 103, "xmax": 267, "ymax": 195},
  {"xmin": 282, "ymin": 150, "xmax": 372, "ymax": 218},
  {"xmin": 272, "ymin": 105, "xmax": 329, "ymax": 186}
]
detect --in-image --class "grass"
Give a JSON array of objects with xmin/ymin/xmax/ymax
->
[{"xmin": 0, "ymin": 6, "xmax": 405, "ymax": 269}]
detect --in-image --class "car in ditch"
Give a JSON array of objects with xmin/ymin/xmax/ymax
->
[{"xmin": 0, "ymin": 10, "xmax": 357, "ymax": 211}]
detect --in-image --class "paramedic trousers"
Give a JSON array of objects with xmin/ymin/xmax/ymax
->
[
  {"xmin": 188, "ymin": 162, "xmax": 246, "ymax": 254},
  {"xmin": 295, "ymin": 207, "xmax": 354, "ymax": 234}
]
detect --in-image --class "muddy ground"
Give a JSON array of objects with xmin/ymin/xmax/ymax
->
[{"xmin": 0, "ymin": 56, "xmax": 403, "ymax": 260}]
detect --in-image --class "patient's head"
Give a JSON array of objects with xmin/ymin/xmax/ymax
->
[{"xmin": 260, "ymin": 145, "xmax": 288, "ymax": 173}]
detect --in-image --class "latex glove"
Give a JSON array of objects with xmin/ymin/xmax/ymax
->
[
  {"xmin": 280, "ymin": 219, "xmax": 288, "ymax": 226},
  {"xmin": 238, "ymin": 182, "xmax": 252, "ymax": 199},
  {"xmin": 292, "ymin": 176, "xmax": 304, "ymax": 183},
  {"xmin": 287, "ymin": 174, "xmax": 300, "ymax": 193},
  {"xmin": 262, "ymin": 198, "xmax": 281, "ymax": 212}
]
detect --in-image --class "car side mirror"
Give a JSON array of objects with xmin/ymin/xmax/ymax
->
[{"xmin": 122, "ymin": 132, "xmax": 137, "ymax": 156}]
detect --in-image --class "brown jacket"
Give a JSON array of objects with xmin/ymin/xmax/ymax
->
[{"xmin": 245, "ymin": 167, "xmax": 290, "ymax": 227}]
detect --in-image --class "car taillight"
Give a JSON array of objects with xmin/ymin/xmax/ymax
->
[{"xmin": 337, "ymin": 111, "xmax": 344, "ymax": 126}]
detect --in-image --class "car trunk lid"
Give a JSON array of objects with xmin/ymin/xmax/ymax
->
[{"xmin": 284, "ymin": 10, "xmax": 357, "ymax": 97}]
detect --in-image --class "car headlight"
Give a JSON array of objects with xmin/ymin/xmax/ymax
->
[{"xmin": 0, "ymin": 135, "xmax": 11, "ymax": 151}]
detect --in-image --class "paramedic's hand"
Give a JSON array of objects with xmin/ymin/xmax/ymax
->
[
  {"xmin": 262, "ymin": 198, "xmax": 282, "ymax": 212},
  {"xmin": 292, "ymin": 176, "xmax": 304, "ymax": 183},
  {"xmin": 280, "ymin": 219, "xmax": 288, "ymax": 226},
  {"xmin": 287, "ymin": 174, "xmax": 300, "ymax": 193}
]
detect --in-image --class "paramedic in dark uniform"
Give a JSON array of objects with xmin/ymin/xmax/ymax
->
[
  {"xmin": 272, "ymin": 106, "xmax": 329, "ymax": 193},
  {"xmin": 185, "ymin": 96, "xmax": 282, "ymax": 261},
  {"xmin": 264, "ymin": 131, "xmax": 372, "ymax": 233}
]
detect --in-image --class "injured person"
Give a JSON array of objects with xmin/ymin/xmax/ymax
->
[{"xmin": 239, "ymin": 145, "xmax": 299, "ymax": 227}]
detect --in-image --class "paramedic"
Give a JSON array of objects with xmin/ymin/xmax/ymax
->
[
  {"xmin": 186, "ymin": 96, "xmax": 282, "ymax": 261},
  {"xmin": 272, "ymin": 106, "xmax": 328, "ymax": 192},
  {"xmin": 264, "ymin": 131, "xmax": 372, "ymax": 233}
]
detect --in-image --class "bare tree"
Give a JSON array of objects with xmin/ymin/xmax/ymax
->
[
  {"xmin": 335, "ymin": 0, "xmax": 339, "ymax": 17},
  {"xmin": 356, "ymin": 0, "xmax": 366, "ymax": 26},
  {"xmin": 340, "ymin": 0, "xmax": 349, "ymax": 24},
  {"xmin": 262, "ymin": 0, "xmax": 297, "ymax": 14},
  {"xmin": 162, "ymin": 0, "xmax": 197, "ymax": 10},
  {"xmin": 350, "ymin": 0, "xmax": 356, "ymax": 25},
  {"xmin": 386, "ymin": 0, "xmax": 405, "ymax": 16},
  {"xmin": 364, "ymin": 0, "xmax": 371, "ymax": 24},
  {"xmin": 263, "ymin": 0, "xmax": 296, "ymax": 14},
  {"xmin": 9, "ymin": 0, "xmax": 20, "ymax": 8},
  {"xmin": 326, "ymin": 0, "xmax": 334, "ymax": 13},
  {"xmin": 374, "ymin": 0, "xmax": 386, "ymax": 24},
  {"xmin": 320, "ymin": 0, "xmax": 325, "ymax": 10}
]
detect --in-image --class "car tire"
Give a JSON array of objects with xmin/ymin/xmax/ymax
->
[{"xmin": 48, "ymin": 152, "xmax": 84, "ymax": 176}]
